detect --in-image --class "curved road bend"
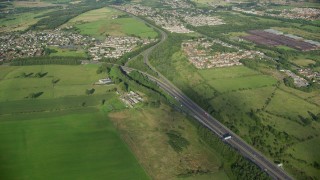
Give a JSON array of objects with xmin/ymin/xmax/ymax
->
[{"xmin": 113, "ymin": 8, "xmax": 293, "ymax": 180}]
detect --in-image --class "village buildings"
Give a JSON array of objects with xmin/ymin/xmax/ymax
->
[
  {"xmin": 120, "ymin": 91, "xmax": 144, "ymax": 107},
  {"xmin": 0, "ymin": 30, "xmax": 91, "ymax": 61},
  {"xmin": 282, "ymin": 70, "xmax": 310, "ymax": 87},
  {"xmin": 182, "ymin": 39, "xmax": 264, "ymax": 69},
  {"xmin": 88, "ymin": 36, "xmax": 155, "ymax": 61},
  {"xmin": 113, "ymin": 2, "xmax": 225, "ymax": 34}
]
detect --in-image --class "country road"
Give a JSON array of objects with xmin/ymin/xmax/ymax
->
[{"xmin": 114, "ymin": 7, "xmax": 293, "ymax": 180}]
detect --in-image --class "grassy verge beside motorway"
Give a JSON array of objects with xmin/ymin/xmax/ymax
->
[{"xmin": 109, "ymin": 105, "xmax": 229, "ymax": 179}]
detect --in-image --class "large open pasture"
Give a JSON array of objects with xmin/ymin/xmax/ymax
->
[
  {"xmin": 207, "ymin": 75, "xmax": 277, "ymax": 92},
  {"xmin": 0, "ymin": 112, "xmax": 148, "ymax": 180},
  {"xmin": 287, "ymin": 137, "xmax": 320, "ymax": 164},
  {"xmin": 0, "ymin": 65, "xmax": 113, "ymax": 101},
  {"xmin": 48, "ymin": 47, "xmax": 87, "ymax": 58},
  {"xmin": 259, "ymin": 112, "xmax": 320, "ymax": 139},
  {"xmin": 0, "ymin": 9, "xmax": 53, "ymax": 33},
  {"xmin": 266, "ymin": 89, "xmax": 319, "ymax": 119},
  {"xmin": 199, "ymin": 66, "xmax": 260, "ymax": 80},
  {"xmin": 210, "ymin": 86, "xmax": 276, "ymax": 112},
  {"xmin": 0, "ymin": 65, "xmax": 148, "ymax": 179},
  {"xmin": 62, "ymin": 7, "xmax": 158, "ymax": 39}
]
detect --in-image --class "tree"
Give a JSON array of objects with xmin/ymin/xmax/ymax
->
[
  {"xmin": 118, "ymin": 82, "xmax": 128, "ymax": 92},
  {"xmin": 52, "ymin": 78, "xmax": 60, "ymax": 87},
  {"xmin": 283, "ymin": 77, "xmax": 295, "ymax": 87},
  {"xmin": 85, "ymin": 88, "xmax": 95, "ymax": 95},
  {"xmin": 313, "ymin": 161, "xmax": 320, "ymax": 169},
  {"xmin": 28, "ymin": 93, "xmax": 36, "ymax": 99}
]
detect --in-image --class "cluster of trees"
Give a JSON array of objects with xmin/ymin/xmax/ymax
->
[
  {"xmin": 85, "ymin": 88, "xmax": 95, "ymax": 95},
  {"xmin": 112, "ymin": 0, "xmax": 131, "ymax": 5},
  {"xmin": 44, "ymin": 48, "xmax": 58, "ymax": 55},
  {"xmin": 16, "ymin": 72, "xmax": 48, "ymax": 78},
  {"xmin": 196, "ymin": 122, "xmax": 270, "ymax": 179},
  {"xmin": 10, "ymin": 57, "xmax": 81, "ymax": 66},
  {"xmin": 298, "ymin": 111, "xmax": 320, "ymax": 126},
  {"xmin": 210, "ymin": 43, "xmax": 238, "ymax": 54},
  {"xmin": 283, "ymin": 77, "xmax": 295, "ymax": 87},
  {"xmin": 107, "ymin": 65, "xmax": 167, "ymax": 103},
  {"xmin": 127, "ymin": 55, "xmax": 158, "ymax": 77},
  {"xmin": 166, "ymin": 130, "xmax": 190, "ymax": 153},
  {"xmin": 0, "ymin": 2, "xmax": 9, "ymax": 10},
  {"xmin": 149, "ymin": 34, "xmax": 188, "ymax": 80},
  {"xmin": 51, "ymin": 78, "xmax": 60, "ymax": 87},
  {"xmin": 26, "ymin": 92, "xmax": 43, "ymax": 99},
  {"xmin": 127, "ymin": 70, "xmax": 159, "ymax": 92},
  {"xmin": 96, "ymin": 63, "xmax": 112, "ymax": 74}
]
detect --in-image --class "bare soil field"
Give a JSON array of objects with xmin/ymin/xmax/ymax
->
[{"xmin": 242, "ymin": 30, "xmax": 318, "ymax": 51}]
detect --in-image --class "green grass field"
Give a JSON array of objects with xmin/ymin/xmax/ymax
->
[
  {"xmin": 0, "ymin": 112, "xmax": 148, "ymax": 180},
  {"xmin": 75, "ymin": 18, "xmax": 157, "ymax": 39},
  {"xmin": 48, "ymin": 47, "xmax": 87, "ymax": 58},
  {"xmin": 266, "ymin": 89, "xmax": 319, "ymax": 119},
  {"xmin": 286, "ymin": 137, "xmax": 320, "ymax": 178},
  {"xmin": 210, "ymin": 86, "xmax": 275, "ymax": 112},
  {"xmin": 0, "ymin": 65, "xmax": 112, "ymax": 101},
  {"xmin": 63, "ymin": 7, "xmax": 158, "ymax": 39},
  {"xmin": 287, "ymin": 137, "xmax": 320, "ymax": 164},
  {"xmin": 0, "ymin": 10, "xmax": 53, "ymax": 33},
  {"xmin": 0, "ymin": 64, "xmax": 149, "ymax": 179},
  {"xmin": 259, "ymin": 112, "xmax": 319, "ymax": 139},
  {"xmin": 207, "ymin": 75, "xmax": 277, "ymax": 92},
  {"xmin": 292, "ymin": 59, "xmax": 316, "ymax": 67},
  {"xmin": 199, "ymin": 66, "xmax": 260, "ymax": 80}
]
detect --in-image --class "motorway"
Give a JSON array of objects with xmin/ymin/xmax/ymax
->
[{"xmin": 115, "ymin": 7, "xmax": 293, "ymax": 180}]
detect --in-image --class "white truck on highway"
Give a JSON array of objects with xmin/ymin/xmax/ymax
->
[{"xmin": 223, "ymin": 134, "xmax": 232, "ymax": 140}]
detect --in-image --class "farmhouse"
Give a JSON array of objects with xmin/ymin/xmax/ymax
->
[{"xmin": 97, "ymin": 78, "xmax": 113, "ymax": 85}]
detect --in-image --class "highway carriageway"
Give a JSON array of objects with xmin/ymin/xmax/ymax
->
[{"xmin": 121, "ymin": 66, "xmax": 293, "ymax": 180}]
